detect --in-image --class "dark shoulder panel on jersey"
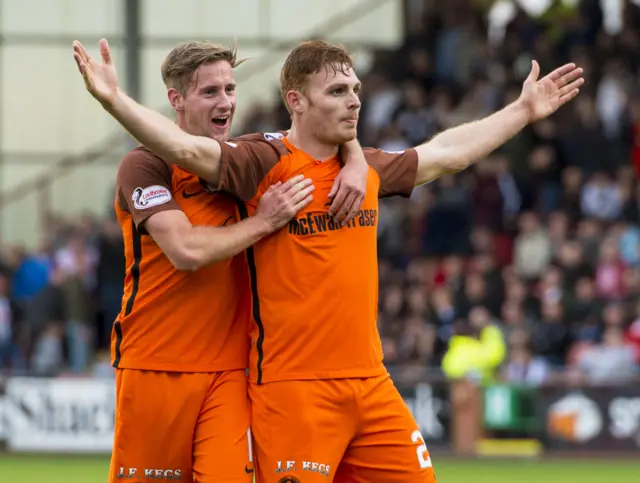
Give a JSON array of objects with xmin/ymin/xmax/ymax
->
[
  {"xmin": 364, "ymin": 147, "xmax": 418, "ymax": 198},
  {"xmin": 116, "ymin": 147, "xmax": 181, "ymax": 233},
  {"xmin": 217, "ymin": 132, "xmax": 289, "ymax": 202}
]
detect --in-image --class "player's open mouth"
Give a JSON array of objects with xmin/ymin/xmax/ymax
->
[{"xmin": 212, "ymin": 116, "xmax": 229, "ymax": 128}]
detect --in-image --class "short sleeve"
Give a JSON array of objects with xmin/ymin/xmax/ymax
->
[
  {"xmin": 216, "ymin": 133, "xmax": 288, "ymax": 202},
  {"xmin": 364, "ymin": 148, "xmax": 418, "ymax": 198},
  {"xmin": 116, "ymin": 147, "xmax": 180, "ymax": 231}
]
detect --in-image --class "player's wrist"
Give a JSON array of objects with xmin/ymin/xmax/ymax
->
[
  {"xmin": 511, "ymin": 97, "xmax": 533, "ymax": 126},
  {"xmin": 101, "ymin": 87, "xmax": 126, "ymax": 112},
  {"xmin": 340, "ymin": 139, "xmax": 367, "ymax": 167},
  {"xmin": 250, "ymin": 212, "xmax": 278, "ymax": 236}
]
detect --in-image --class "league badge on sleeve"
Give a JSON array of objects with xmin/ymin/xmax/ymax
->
[
  {"xmin": 264, "ymin": 132, "xmax": 285, "ymax": 142},
  {"xmin": 132, "ymin": 185, "xmax": 172, "ymax": 210}
]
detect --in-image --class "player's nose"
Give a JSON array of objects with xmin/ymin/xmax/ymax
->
[
  {"xmin": 348, "ymin": 93, "xmax": 361, "ymax": 109},
  {"xmin": 218, "ymin": 93, "xmax": 233, "ymax": 111}
]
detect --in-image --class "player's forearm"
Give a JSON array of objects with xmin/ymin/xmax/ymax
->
[
  {"xmin": 414, "ymin": 99, "xmax": 529, "ymax": 185},
  {"xmin": 178, "ymin": 215, "xmax": 273, "ymax": 271},
  {"xmin": 340, "ymin": 138, "xmax": 367, "ymax": 166},
  {"xmin": 104, "ymin": 90, "xmax": 222, "ymax": 182}
]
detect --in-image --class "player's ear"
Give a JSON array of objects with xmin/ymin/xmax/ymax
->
[
  {"xmin": 286, "ymin": 90, "xmax": 305, "ymax": 115},
  {"xmin": 168, "ymin": 88, "xmax": 185, "ymax": 112}
]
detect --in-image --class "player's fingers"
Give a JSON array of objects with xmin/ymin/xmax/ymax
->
[
  {"xmin": 279, "ymin": 174, "xmax": 306, "ymax": 193},
  {"xmin": 290, "ymin": 185, "xmax": 316, "ymax": 205},
  {"xmin": 526, "ymin": 60, "xmax": 540, "ymax": 83},
  {"xmin": 328, "ymin": 178, "xmax": 340, "ymax": 200},
  {"xmin": 265, "ymin": 181, "xmax": 282, "ymax": 193},
  {"xmin": 334, "ymin": 192, "xmax": 357, "ymax": 225},
  {"xmin": 544, "ymin": 62, "xmax": 576, "ymax": 82},
  {"xmin": 328, "ymin": 187, "xmax": 347, "ymax": 217},
  {"xmin": 73, "ymin": 53, "xmax": 89, "ymax": 80},
  {"xmin": 99, "ymin": 38, "xmax": 113, "ymax": 65},
  {"xmin": 73, "ymin": 53, "xmax": 84, "ymax": 72},
  {"xmin": 555, "ymin": 68, "xmax": 583, "ymax": 89},
  {"xmin": 558, "ymin": 78, "xmax": 584, "ymax": 97},
  {"xmin": 294, "ymin": 194, "xmax": 314, "ymax": 212},
  {"xmin": 285, "ymin": 178, "xmax": 313, "ymax": 196},
  {"xmin": 278, "ymin": 179, "xmax": 313, "ymax": 198},
  {"xmin": 559, "ymin": 88, "xmax": 580, "ymax": 106},
  {"xmin": 73, "ymin": 41, "xmax": 91, "ymax": 64},
  {"xmin": 342, "ymin": 193, "xmax": 364, "ymax": 225}
]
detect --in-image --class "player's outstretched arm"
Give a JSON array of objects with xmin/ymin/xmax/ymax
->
[
  {"xmin": 412, "ymin": 60, "xmax": 584, "ymax": 186},
  {"xmin": 146, "ymin": 175, "xmax": 314, "ymax": 271},
  {"xmin": 73, "ymin": 39, "xmax": 225, "ymax": 185}
]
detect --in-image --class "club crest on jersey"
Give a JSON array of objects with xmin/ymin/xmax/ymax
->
[
  {"xmin": 264, "ymin": 132, "xmax": 284, "ymax": 141},
  {"xmin": 132, "ymin": 185, "xmax": 172, "ymax": 210}
]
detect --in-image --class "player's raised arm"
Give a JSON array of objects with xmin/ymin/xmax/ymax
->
[
  {"xmin": 412, "ymin": 60, "xmax": 584, "ymax": 186},
  {"xmin": 73, "ymin": 39, "xmax": 224, "ymax": 185}
]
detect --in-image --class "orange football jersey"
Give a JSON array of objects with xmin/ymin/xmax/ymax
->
[
  {"xmin": 215, "ymin": 133, "xmax": 417, "ymax": 383},
  {"xmin": 113, "ymin": 147, "xmax": 250, "ymax": 372}
]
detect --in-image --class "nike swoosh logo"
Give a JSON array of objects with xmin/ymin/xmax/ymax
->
[
  {"xmin": 182, "ymin": 190, "xmax": 205, "ymax": 199},
  {"xmin": 244, "ymin": 465, "xmax": 254, "ymax": 474}
]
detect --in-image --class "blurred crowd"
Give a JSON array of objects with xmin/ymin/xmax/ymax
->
[
  {"xmin": 0, "ymin": 212, "xmax": 123, "ymax": 378},
  {"xmin": 2, "ymin": 0, "xmax": 640, "ymax": 385}
]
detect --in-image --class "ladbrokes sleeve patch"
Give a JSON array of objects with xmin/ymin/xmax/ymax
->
[
  {"xmin": 116, "ymin": 147, "xmax": 181, "ymax": 230},
  {"xmin": 132, "ymin": 185, "xmax": 172, "ymax": 210}
]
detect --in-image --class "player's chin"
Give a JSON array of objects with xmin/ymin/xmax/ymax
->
[
  {"xmin": 336, "ymin": 127, "xmax": 357, "ymax": 144},
  {"xmin": 333, "ymin": 126, "xmax": 358, "ymax": 144},
  {"xmin": 210, "ymin": 126, "xmax": 231, "ymax": 143}
]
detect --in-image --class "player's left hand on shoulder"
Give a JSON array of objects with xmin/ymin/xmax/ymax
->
[{"xmin": 328, "ymin": 160, "xmax": 367, "ymax": 226}]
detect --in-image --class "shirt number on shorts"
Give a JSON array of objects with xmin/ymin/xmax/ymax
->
[{"xmin": 411, "ymin": 430, "xmax": 432, "ymax": 469}]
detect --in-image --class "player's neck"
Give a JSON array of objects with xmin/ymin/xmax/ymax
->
[
  {"xmin": 175, "ymin": 116, "xmax": 190, "ymax": 134},
  {"xmin": 286, "ymin": 125, "xmax": 339, "ymax": 162}
]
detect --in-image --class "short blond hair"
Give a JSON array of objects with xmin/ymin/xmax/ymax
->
[
  {"xmin": 280, "ymin": 40, "xmax": 354, "ymax": 113},
  {"xmin": 161, "ymin": 41, "xmax": 245, "ymax": 95}
]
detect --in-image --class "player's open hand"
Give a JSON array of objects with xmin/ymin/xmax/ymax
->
[
  {"xmin": 519, "ymin": 60, "xmax": 584, "ymax": 123},
  {"xmin": 73, "ymin": 38, "xmax": 120, "ymax": 106},
  {"xmin": 257, "ymin": 175, "xmax": 315, "ymax": 231},
  {"xmin": 328, "ymin": 157, "xmax": 367, "ymax": 226}
]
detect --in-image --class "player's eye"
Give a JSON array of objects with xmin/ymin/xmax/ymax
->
[
  {"xmin": 204, "ymin": 88, "xmax": 218, "ymax": 96},
  {"xmin": 225, "ymin": 86, "xmax": 236, "ymax": 94},
  {"xmin": 330, "ymin": 87, "xmax": 345, "ymax": 96}
]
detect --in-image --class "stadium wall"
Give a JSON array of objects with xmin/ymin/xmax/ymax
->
[{"xmin": 0, "ymin": 0, "xmax": 403, "ymax": 246}]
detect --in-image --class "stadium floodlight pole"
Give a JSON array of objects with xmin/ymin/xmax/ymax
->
[{"xmin": 123, "ymin": 0, "xmax": 141, "ymax": 150}]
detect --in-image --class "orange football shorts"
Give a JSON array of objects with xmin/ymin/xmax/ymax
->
[
  {"xmin": 108, "ymin": 368, "xmax": 254, "ymax": 483},
  {"xmin": 249, "ymin": 374, "xmax": 437, "ymax": 483}
]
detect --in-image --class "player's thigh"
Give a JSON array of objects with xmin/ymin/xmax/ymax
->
[
  {"xmin": 108, "ymin": 369, "xmax": 207, "ymax": 483},
  {"xmin": 249, "ymin": 380, "xmax": 355, "ymax": 483},
  {"xmin": 193, "ymin": 369, "xmax": 253, "ymax": 483},
  {"xmin": 335, "ymin": 376, "xmax": 437, "ymax": 483}
]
